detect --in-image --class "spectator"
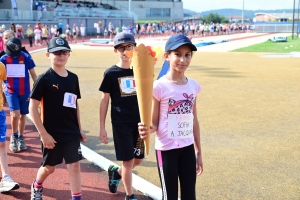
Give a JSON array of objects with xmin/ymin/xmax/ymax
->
[
  {"xmin": 115, "ymin": 24, "xmax": 121, "ymax": 34},
  {"xmin": 50, "ymin": 25, "xmax": 57, "ymax": 38},
  {"xmin": 103, "ymin": 27, "xmax": 108, "ymax": 38},
  {"xmin": 34, "ymin": 25, "xmax": 42, "ymax": 46},
  {"xmin": 41, "ymin": 24, "xmax": 49, "ymax": 46},
  {"xmin": 65, "ymin": 24, "xmax": 72, "ymax": 43},
  {"xmin": 79, "ymin": 24, "xmax": 85, "ymax": 42},
  {"xmin": 0, "ymin": 26, "xmax": 4, "ymax": 52},
  {"xmin": 122, "ymin": 24, "xmax": 126, "ymax": 32},
  {"xmin": 10, "ymin": 23, "xmax": 16, "ymax": 33},
  {"xmin": 55, "ymin": 1, "xmax": 61, "ymax": 8},
  {"xmin": 108, "ymin": 22, "xmax": 114, "ymax": 40},
  {"xmin": 72, "ymin": 23, "xmax": 79, "ymax": 43},
  {"xmin": 37, "ymin": 4, "xmax": 42, "ymax": 20},
  {"xmin": 135, "ymin": 22, "xmax": 140, "ymax": 39},
  {"xmin": 16, "ymin": 25, "xmax": 24, "ymax": 39},
  {"xmin": 57, "ymin": 20, "xmax": 63, "ymax": 35},
  {"xmin": 96, "ymin": 21, "xmax": 102, "ymax": 38},
  {"xmin": 26, "ymin": 25, "xmax": 34, "ymax": 47}
]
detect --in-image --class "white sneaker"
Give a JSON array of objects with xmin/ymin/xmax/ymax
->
[{"xmin": 0, "ymin": 174, "xmax": 20, "ymax": 193}]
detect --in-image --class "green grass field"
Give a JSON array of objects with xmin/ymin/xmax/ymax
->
[{"xmin": 232, "ymin": 35, "xmax": 300, "ymax": 53}]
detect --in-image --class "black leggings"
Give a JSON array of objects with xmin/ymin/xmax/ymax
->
[
  {"xmin": 156, "ymin": 144, "xmax": 196, "ymax": 200},
  {"xmin": 28, "ymin": 36, "xmax": 33, "ymax": 47}
]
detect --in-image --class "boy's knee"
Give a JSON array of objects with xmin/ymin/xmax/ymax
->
[
  {"xmin": 134, "ymin": 158, "xmax": 143, "ymax": 166},
  {"xmin": 67, "ymin": 162, "xmax": 80, "ymax": 172},
  {"xmin": 43, "ymin": 165, "xmax": 56, "ymax": 174},
  {"xmin": 11, "ymin": 111, "xmax": 21, "ymax": 119},
  {"xmin": 122, "ymin": 159, "xmax": 134, "ymax": 168}
]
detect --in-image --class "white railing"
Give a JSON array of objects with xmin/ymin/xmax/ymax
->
[
  {"xmin": 0, "ymin": 8, "xmax": 137, "ymax": 21},
  {"xmin": 254, "ymin": 23, "xmax": 299, "ymax": 33}
]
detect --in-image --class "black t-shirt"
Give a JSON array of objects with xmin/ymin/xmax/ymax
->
[
  {"xmin": 30, "ymin": 68, "xmax": 81, "ymax": 142},
  {"xmin": 99, "ymin": 65, "xmax": 140, "ymax": 125}
]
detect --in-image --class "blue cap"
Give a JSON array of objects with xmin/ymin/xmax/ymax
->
[
  {"xmin": 165, "ymin": 34, "xmax": 197, "ymax": 52},
  {"xmin": 113, "ymin": 32, "xmax": 136, "ymax": 48}
]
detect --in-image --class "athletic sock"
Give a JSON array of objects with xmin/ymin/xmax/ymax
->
[
  {"xmin": 72, "ymin": 192, "xmax": 82, "ymax": 200},
  {"xmin": 125, "ymin": 194, "xmax": 136, "ymax": 200},
  {"xmin": 18, "ymin": 134, "xmax": 23, "ymax": 139},
  {"xmin": 34, "ymin": 179, "xmax": 43, "ymax": 188},
  {"xmin": 13, "ymin": 132, "xmax": 18, "ymax": 138}
]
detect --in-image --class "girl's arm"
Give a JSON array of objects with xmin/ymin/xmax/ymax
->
[
  {"xmin": 151, "ymin": 96, "xmax": 160, "ymax": 133},
  {"xmin": 193, "ymin": 98, "xmax": 203, "ymax": 175}
]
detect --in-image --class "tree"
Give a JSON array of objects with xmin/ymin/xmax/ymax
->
[{"xmin": 203, "ymin": 13, "xmax": 228, "ymax": 23}]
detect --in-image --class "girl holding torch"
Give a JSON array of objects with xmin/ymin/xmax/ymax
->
[{"xmin": 138, "ymin": 34, "xmax": 203, "ymax": 200}]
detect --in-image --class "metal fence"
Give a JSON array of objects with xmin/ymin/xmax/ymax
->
[{"xmin": 254, "ymin": 22, "xmax": 300, "ymax": 33}]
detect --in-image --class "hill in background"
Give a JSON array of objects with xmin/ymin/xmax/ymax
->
[{"xmin": 184, "ymin": 8, "xmax": 295, "ymax": 18}]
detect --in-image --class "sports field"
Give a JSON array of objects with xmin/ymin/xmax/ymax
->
[{"xmin": 31, "ymin": 44, "xmax": 300, "ymax": 199}]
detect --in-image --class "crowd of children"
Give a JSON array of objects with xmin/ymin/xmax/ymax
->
[{"xmin": 0, "ymin": 21, "xmax": 87, "ymax": 48}]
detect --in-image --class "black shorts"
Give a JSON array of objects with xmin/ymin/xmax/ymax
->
[
  {"xmin": 41, "ymin": 139, "xmax": 82, "ymax": 167},
  {"xmin": 112, "ymin": 124, "xmax": 145, "ymax": 161}
]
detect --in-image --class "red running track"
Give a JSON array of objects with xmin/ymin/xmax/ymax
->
[{"xmin": 0, "ymin": 108, "xmax": 150, "ymax": 200}]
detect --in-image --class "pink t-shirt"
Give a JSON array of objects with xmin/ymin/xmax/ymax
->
[{"xmin": 153, "ymin": 76, "xmax": 201, "ymax": 150}]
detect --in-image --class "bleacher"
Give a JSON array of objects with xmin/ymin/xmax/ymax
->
[
  {"xmin": 0, "ymin": 0, "xmax": 136, "ymax": 36},
  {"xmin": 38, "ymin": 1, "xmax": 106, "ymax": 18},
  {"xmin": 35, "ymin": 0, "xmax": 130, "ymax": 19}
]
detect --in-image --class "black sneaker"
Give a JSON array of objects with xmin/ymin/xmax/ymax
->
[
  {"xmin": 31, "ymin": 182, "xmax": 43, "ymax": 200},
  {"xmin": 108, "ymin": 165, "xmax": 120, "ymax": 193},
  {"xmin": 125, "ymin": 194, "xmax": 138, "ymax": 200}
]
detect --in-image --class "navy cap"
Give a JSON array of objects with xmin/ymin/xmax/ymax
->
[
  {"xmin": 113, "ymin": 32, "xmax": 136, "ymax": 48},
  {"xmin": 48, "ymin": 37, "xmax": 71, "ymax": 53},
  {"xmin": 165, "ymin": 34, "xmax": 197, "ymax": 52},
  {"xmin": 6, "ymin": 37, "xmax": 22, "ymax": 57}
]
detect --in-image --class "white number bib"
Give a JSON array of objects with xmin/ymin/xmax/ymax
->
[
  {"xmin": 6, "ymin": 64, "xmax": 25, "ymax": 77},
  {"xmin": 167, "ymin": 113, "xmax": 193, "ymax": 139},
  {"xmin": 63, "ymin": 92, "xmax": 77, "ymax": 109}
]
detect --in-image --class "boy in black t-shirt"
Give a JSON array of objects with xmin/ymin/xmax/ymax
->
[
  {"xmin": 99, "ymin": 32, "xmax": 144, "ymax": 200},
  {"xmin": 29, "ymin": 37, "xmax": 87, "ymax": 200}
]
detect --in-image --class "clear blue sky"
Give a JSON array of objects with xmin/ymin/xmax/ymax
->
[{"xmin": 183, "ymin": 0, "xmax": 296, "ymax": 12}]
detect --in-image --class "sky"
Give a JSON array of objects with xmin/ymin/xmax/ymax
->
[{"xmin": 182, "ymin": 0, "xmax": 296, "ymax": 12}]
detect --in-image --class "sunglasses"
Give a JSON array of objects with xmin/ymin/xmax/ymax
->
[
  {"xmin": 116, "ymin": 45, "xmax": 135, "ymax": 53},
  {"xmin": 52, "ymin": 50, "xmax": 70, "ymax": 56}
]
